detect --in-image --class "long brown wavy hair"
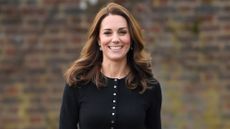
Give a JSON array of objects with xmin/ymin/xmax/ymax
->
[{"xmin": 64, "ymin": 2, "xmax": 155, "ymax": 93}]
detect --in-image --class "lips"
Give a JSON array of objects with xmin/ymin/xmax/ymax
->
[{"xmin": 108, "ymin": 46, "xmax": 122, "ymax": 50}]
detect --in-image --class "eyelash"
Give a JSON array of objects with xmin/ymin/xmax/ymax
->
[
  {"xmin": 103, "ymin": 31, "xmax": 127, "ymax": 35},
  {"xmin": 120, "ymin": 31, "xmax": 127, "ymax": 34},
  {"xmin": 104, "ymin": 32, "xmax": 111, "ymax": 35}
]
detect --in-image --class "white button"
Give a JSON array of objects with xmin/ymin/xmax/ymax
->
[
  {"xmin": 112, "ymin": 113, "xmax": 115, "ymax": 115},
  {"xmin": 112, "ymin": 106, "xmax": 116, "ymax": 109},
  {"xmin": 114, "ymin": 85, "xmax": 117, "ymax": 88},
  {"xmin": 111, "ymin": 120, "xmax": 115, "ymax": 123},
  {"xmin": 114, "ymin": 79, "xmax": 117, "ymax": 81},
  {"xmin": 113, "ymin": 93, "xmax": 116, "ymax": 96},
  {"xmin": 113, "ymin": 100, "xmax": 116, "ymax": 103},
  {"xmin": 111, "ymin": 127, "xmax": 114, "ymax": 129}
]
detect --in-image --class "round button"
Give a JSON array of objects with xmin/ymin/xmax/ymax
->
[
  {"xmin": 111, "ymin": 120, "xmax": 115, "ymax": 123},
  {"xmin": 112, "ymin": 106, "xmax": 116, "ymax": 109},
  {"xmin": 113, "ymin": 100, "xmax": 116, "ymax": 103},
  {"xmin": 114, "ymin": 85, "xmax": 117, "ymax": 88},
  {"xmin": 112, "ymin": 113, "xmax": 115, "ymax": 116},
  {"xmin": 113, "ymin": 93, "xmax": 116, "ymax": 96}
]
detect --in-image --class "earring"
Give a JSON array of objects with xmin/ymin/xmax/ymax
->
[
  {"xmin": 131, "ymin": 42, "xmax": 135, "ymax": 50},
  {"xmin": 98, "ymin": 42, "xmax": 102, "ymax": 51},
  {"xmin": 130, "ymin": 45, "xmax": 134, "ymax": 50}
]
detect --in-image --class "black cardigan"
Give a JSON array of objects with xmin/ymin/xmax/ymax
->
[{"xmin": 59, "ymin": 77, "xmax": 162, "ymax": 129}]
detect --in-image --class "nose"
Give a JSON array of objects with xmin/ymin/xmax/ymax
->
[{"xmin": 112, "ymin": 33, "xmax": 119, "ymax": 43}]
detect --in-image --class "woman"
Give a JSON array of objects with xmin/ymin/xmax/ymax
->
[{"xmin": 59, "ymin": 2, "xmax": 162, "ymax": 129}]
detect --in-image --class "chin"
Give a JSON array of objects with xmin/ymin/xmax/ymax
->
[{"xmin": 108, "ymin": 56, "xmax": 126, "ymax": 61}]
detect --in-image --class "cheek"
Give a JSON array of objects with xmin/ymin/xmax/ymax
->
[
  {"xmin": 100, "ymin": 40, "xmax": 110, "ymax": 47},
  {"xmin": 99, "ymin": 35, "xmax": 110, "ymax": 45},
  {"xmin": 122, "ymin": 36, "xmax": 131, "ymax": 45}
]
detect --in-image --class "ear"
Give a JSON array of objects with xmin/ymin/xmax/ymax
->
[
  {"xmin": 98, "ymin": 40, "xmax": 102, "ymax": 51},
  {"xmin": 98, "ymin": 39, "xmax": 101, "ymax": 46}
]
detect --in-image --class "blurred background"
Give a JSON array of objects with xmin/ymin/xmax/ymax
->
[{"xmin": 0, "ymin": 0, "xmax": 230, "ymax": 129}]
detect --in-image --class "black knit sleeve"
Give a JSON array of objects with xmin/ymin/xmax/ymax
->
[
  {"xmin": 146, "ymin": 82, "xmax": 162, "ymax": 129},
  {"xmin": 59, "ymin": 84, "xmax": 79, "ymax": 129}
]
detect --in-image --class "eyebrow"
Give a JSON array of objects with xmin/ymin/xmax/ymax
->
[{"xmin": 102, "ymin": 27, "xmax": 128, "ymax": 31}]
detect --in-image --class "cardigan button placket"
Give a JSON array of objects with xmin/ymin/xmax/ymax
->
[{"xmin": 110, "ymin": 78, "xmax": 119, "ymax": 129}]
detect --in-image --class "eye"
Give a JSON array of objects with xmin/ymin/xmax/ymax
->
[
  {"xmin": 119, "ymin": 30, "xmax": 127, "ymax": 35},
  {"xmin": 104, "ymin": 31, "xmax": 112, "ymax": 35}
]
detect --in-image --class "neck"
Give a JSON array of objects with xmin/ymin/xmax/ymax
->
[{"xmin": 101, "ymin": 59, "xmax": 129, "ymax": 79}]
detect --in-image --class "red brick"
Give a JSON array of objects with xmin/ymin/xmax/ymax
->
[
  {"xmin": 43, "ymin": 0, "xmax": 80, "ymax": 5},
  {"xmin": 20, "ymin": 6, "xmax": 46, "ymax": 16},
  {"xmin": 30, "ymin": 115, "xmax": 43, "ymax": 124}
]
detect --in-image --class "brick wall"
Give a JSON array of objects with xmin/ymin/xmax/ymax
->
[{"xmin": 0, "ymin": 0, "xmax": 229, "ymax": 129}]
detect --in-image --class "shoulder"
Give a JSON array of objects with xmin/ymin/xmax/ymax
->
[
  {"xmin": 146, "ymin": 77, "xmax": 162, "ymax": 96},
  {"xmin": 63, "ymin": 83, "xmax": 94, "ymax": 100},
  {"xmin": 148, "ymin": 76, "xmax": 161, "ymax": 89},
  {"xmin": 63, "ymin": 83, "xmax": 80, "ymax": 97},
  {"xmin": 142, "ymin": 78, "xmax": 162, "ymax": 107},
  {"xmin": 65, "ymin": 82, "xmax": 98, "ymax": 93},
  {"xmin": 66, "ymin": 81, "xmax": 95, "ymax": 88}
]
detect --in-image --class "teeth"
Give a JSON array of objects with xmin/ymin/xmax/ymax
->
[{"xmin": 109, "ymin": 46, "xmax": 122, "ymax": 50}]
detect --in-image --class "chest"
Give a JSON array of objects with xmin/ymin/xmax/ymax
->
[{"xmin": 78, "ymin": 80, "xmax": 151, "ymax": 129}]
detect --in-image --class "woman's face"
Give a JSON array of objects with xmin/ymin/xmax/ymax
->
[{"xmin": 99, "ymin": 14, "xmax": 131, "ymax": 62}]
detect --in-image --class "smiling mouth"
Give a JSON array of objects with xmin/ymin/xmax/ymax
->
[{"xmin": 108, "ymin": 46, "xmax": 122, "ymax": 50}]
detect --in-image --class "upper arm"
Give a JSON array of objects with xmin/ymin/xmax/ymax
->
[
  {"xmin": 146, "ymin": 82, "xmax": 162, "ymax": 129},
  {"xmin": 59, "ymin": 84, "xmax": 79, "ymax": 129}
]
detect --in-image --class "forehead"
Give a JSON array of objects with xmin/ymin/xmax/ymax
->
[{"xmin": 100, "ymin": 14, "xmax": 128, "ymax": 29}]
